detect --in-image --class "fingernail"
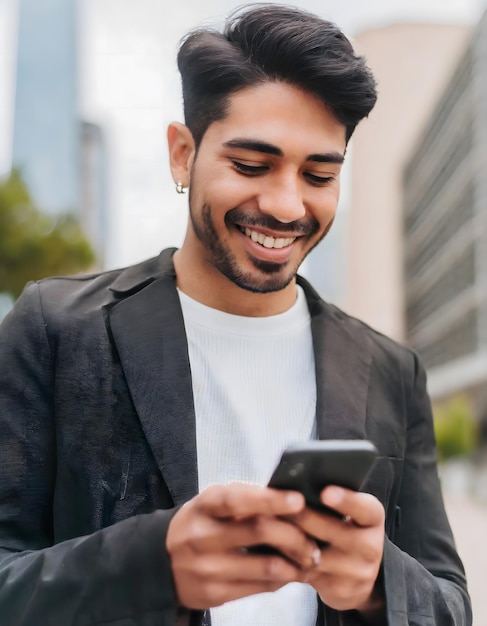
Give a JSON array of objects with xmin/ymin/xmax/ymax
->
[
  {"xmin": 323, "ymin": 486, "xmax": 343, "ymax": 505},
  {"xmin": 312, "ymin": 548, "xmax": 321, "ymax": 567},
  {"xmin": 286, "ymin": 492, "xmax": 304, "ymax": 508}
]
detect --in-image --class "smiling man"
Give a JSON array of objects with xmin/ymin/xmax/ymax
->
[{"xmin": 0, "ymin": 5, "xmax": 471, "ymax": 626}]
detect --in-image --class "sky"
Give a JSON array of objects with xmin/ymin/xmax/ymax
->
[{"xmin": 1, "ymin": 0, "xmax": 486, "ymax": 268}]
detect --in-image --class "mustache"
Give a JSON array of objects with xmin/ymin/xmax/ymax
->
[{"xmin": 226, "ymin": 208, "xmax": 320, "ymax": 236}]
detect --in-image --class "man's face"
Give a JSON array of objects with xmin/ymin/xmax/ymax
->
[{"xmin": 181, "ymin": 81, "xmax": 346, "ymax": 296}]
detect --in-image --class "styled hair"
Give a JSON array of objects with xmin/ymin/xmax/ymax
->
[{"xmin": 177, "ymin": 4, "xmax": 377, "ymax": 146}]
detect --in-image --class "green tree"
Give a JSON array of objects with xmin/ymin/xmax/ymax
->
[
  {"xmin": 433, "ymin": 395, "xmax": 478, "ymax": 462},
  {"xmin": 0, "ymin": 169, "xmax": 95, "ymax": 299}
]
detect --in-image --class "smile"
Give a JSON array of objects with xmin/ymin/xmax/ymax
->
[{"xmin": 242, "ymin": 227, "xmax": 296, "ymax": 249}]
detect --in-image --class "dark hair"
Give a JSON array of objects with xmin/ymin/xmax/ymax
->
[{"xmin": 177, "ymin": 4, "xmax": 377, "ymax": 146}]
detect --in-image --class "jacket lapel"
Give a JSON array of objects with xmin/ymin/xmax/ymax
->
[
  {"xmin": 106, "ymin": 249, "xmax": 198, "ymax": 506},
  {"xmin": 298, "ymin": 276, "xmax": 371, "ymax": 441}
]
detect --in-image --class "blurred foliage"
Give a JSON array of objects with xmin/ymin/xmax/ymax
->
[
  {"xmin": 0, "ymin": 169, "xmax": 95, "ymax": 299},
  {"xmin": 433, "ymin": 395, "xmax": 478, "ymax": 462}
]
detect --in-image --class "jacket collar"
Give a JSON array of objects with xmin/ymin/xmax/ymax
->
[{"xmin": 109, "ymin": 247, "xmax": 178, "ymax": 296}]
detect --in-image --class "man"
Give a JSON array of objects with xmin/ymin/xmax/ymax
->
[{"xmin": 0, "ymin": 4, "xmax": 471, "ymax": 625}]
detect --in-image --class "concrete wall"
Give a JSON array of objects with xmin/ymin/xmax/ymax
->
[{"xmin": 346, "ymin": 23, "xmax": 471, "ymax": 341}]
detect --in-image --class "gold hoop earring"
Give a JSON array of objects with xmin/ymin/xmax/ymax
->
[{"xmin": 175, "ymin": 181, "xmax": 187, "ymax": 194}]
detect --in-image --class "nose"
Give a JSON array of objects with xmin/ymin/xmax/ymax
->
[{"xmin": 257, "ymin": 175, "xmax": 306, "ymax": 224}]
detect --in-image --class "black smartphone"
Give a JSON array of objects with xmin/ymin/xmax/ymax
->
[{"xmin": 268, "ymin": 439, "xmax": 378, "ymax": 517}]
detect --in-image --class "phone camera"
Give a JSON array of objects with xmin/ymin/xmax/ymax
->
[{"xmin": 288, "ymin": 462, "xmax": 305, "ymax": 477}]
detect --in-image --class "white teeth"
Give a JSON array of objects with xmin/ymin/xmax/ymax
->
[{"xmin": 242, "ymin": 227, "xmax": 296, "ymax": 249}]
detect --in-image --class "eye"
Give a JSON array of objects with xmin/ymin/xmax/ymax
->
[
  {"xmin": 304, "ymin": 172, "xmax": 334, "ymax": 186},
  {"xmin": 232, "ymin": 161, "xmax": 269, "ymax": 176}
]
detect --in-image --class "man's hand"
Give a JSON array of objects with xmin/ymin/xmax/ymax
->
[
  {"xmin": 288, "ymin": 486, "xmax": 385, "ymax": 615},
  {"xmin": 166, "ymin": 483, "xmax": 321, "ymax": 609}
]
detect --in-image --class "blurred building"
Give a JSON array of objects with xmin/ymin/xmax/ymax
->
[
  {"xmin": 80, "ymin": 121, "xmax": 108, "ymax": 263},
  {"xmin": 346, "ymin": 22, "xmax": 471, "ymax": 340},
  {"xmin": 12, "ymin": 0, "xmax": 79, "ymax": 215},
  {"xmin": 302, "ymin": 209, "xmax": 347, "ymax": 306},
  {"xmin": 11, "ymin": 0, "xmax": 107, "ymax": 261},
  {"xmin": 403, "ymin": 11, "xmax": 487, "ymax": 416}
]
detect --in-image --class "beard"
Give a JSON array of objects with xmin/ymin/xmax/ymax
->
[{"xmin": 189, "ymin": 198, "xmax": 331, "ymax": 294}]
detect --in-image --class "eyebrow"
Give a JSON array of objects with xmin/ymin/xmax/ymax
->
[{"xmin": 223, "ymin": 139, "xmax": 344, "ymax": 164}]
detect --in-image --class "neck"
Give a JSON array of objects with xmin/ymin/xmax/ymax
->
[{"xmin": 173, "ymin": 249, "xmax": 298, "ymax": 317}]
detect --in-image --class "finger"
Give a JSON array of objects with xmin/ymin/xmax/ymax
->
[
  {"xmin": 189, "ymin": 513, "xmax": 321, "ymax": 569},
  {"xmin": 320, "ymin": 487, "xmax": 384, "ymax": 528},
  {"xmin": 197, "ymin": 564, "xmax": 305, "ymax": 608},
  {"xmin": 288, "ymin": 506, "xmax": 346, "ymax": 546},
  {"xmin": 238, "ymin": 515, "xmax": 322, "ymax": 568},
  {"xmin": 303, "ymin": 553, "xmax": 378, "ymax": 610},
  {"xmin": 234, "ymin": 550, "xmax": 306, "ymax": 584},
  {"xmin": 169, "ymin": 496, "xmax": 315, "ymax": 565},
  {"xmin": 198, "ymin": 483, "xmax": 306, "ymax": 520},
  {"xmin": 170, "ymin": 548, "xmax": 303, "ymax": 609},
  {"xmin": 298, "ymin": 508, "xmax": 384, "ymax": 564}
]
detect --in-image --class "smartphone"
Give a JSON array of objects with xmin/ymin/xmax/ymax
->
[{"xmin": 268, "ymin": 439, "xmax": 378, "ymax": 517}]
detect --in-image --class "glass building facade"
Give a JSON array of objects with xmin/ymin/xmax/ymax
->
[
  {"xmin": 11, "ymin": 0, "xmax": 106, "ymax": 257},
  {"xmin": 12, "ymin": 0, "xmax": 79, "ymax": 215},
  {"xmin": 403, "ymin": 11, "xmax": 487, "ymax": 408}
]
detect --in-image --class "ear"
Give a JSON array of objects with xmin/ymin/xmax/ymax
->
[{"xmin": 167, "ymin": 122, "xmax": 195, "ymax": 187}]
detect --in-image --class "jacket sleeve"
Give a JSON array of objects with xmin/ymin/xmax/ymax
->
[
  {"xmin": 0, "ymin": 284, "xmax": 179, "ymax": 626},
  {"xmin": 380, "ymin": 352, "xmax": 472, "ymax": 626}
]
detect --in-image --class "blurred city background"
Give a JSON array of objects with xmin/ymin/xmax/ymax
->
[{"xmin": 0, "ymin": 0, "xmax": 486, "ymax": 621}]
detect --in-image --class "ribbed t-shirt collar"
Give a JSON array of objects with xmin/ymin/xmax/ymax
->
[{"xmin": 177, "ymin": 285, "xmax": 310, "ymax": 336}]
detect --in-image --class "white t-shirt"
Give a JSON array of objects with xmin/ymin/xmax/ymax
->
[{"xmin": 178, "ymin": 285, "xmax": 318, "ymax": 626}]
